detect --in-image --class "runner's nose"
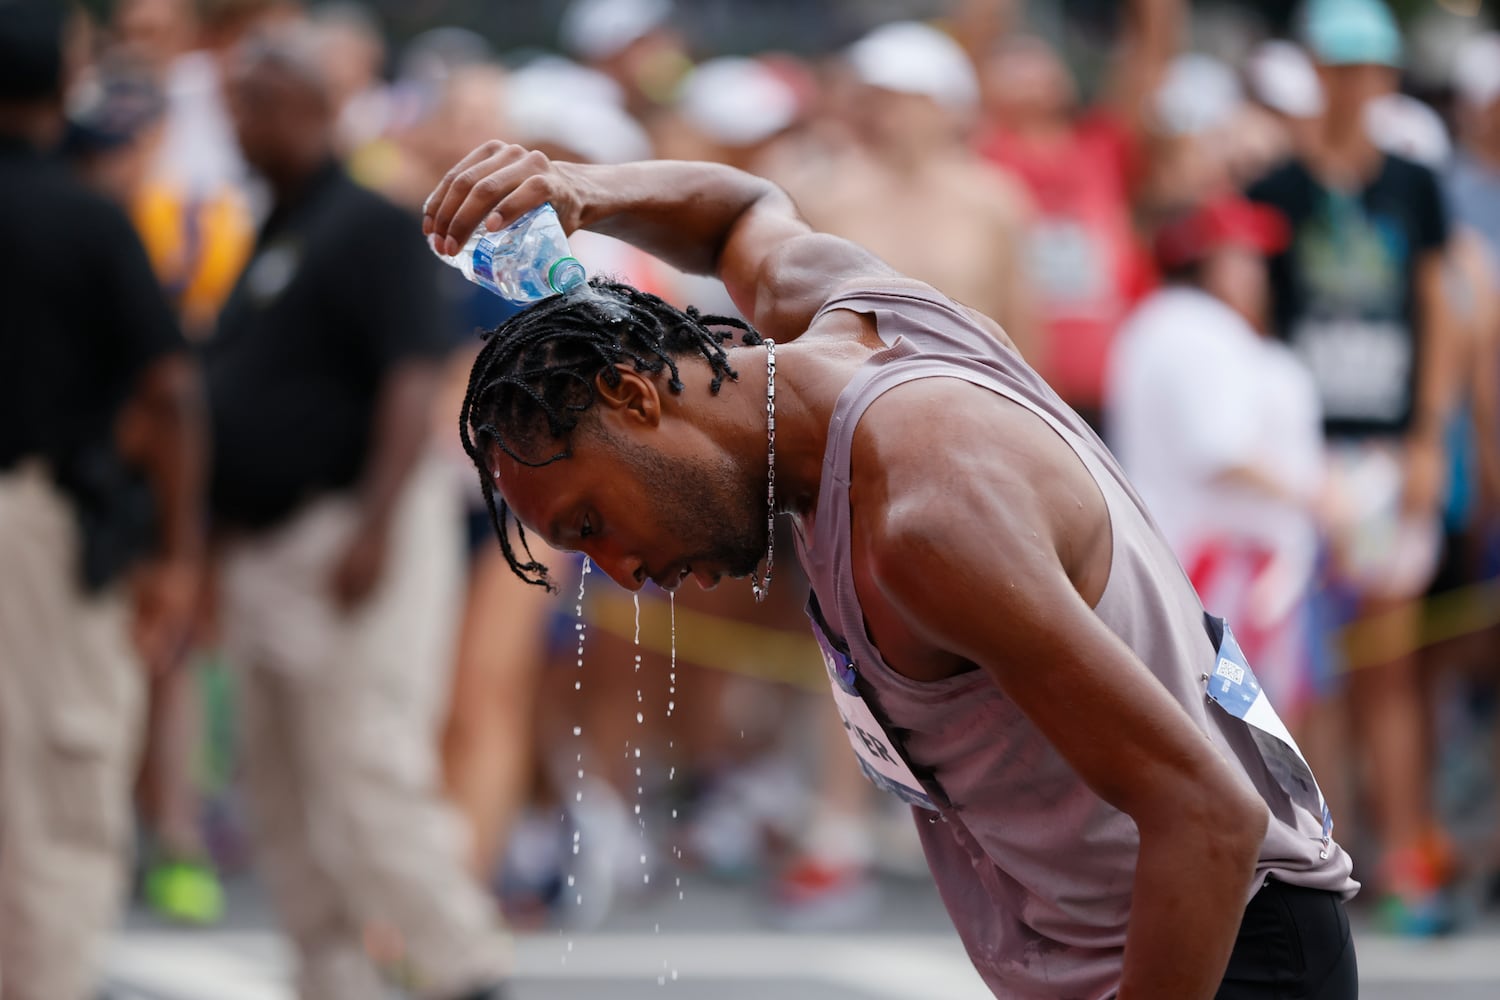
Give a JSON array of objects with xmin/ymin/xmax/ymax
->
[{"xmin": 596, "ymin": 553, "xmax": 646, "ymax": 592}]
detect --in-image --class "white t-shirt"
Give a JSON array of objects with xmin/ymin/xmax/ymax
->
[{"xmin": 1106, "ymin": 286, "xmax": 1324, "ymax": 578}]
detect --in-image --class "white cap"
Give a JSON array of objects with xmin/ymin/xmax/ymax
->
[
  {"xmin": 560, "ymin": 0, "xmax": 672, "ymax": 62},
  {"xmin": 507, "ymin": 56, "xmax": 625, "ymax": 108},
  {"xmin": 1364, "ymin": 92, "xmax": 1452, "ymax": 169},
  {"xmin": 846, "ymin": 21, "xmax": 979, "ymax": 113},
  {"xmin": 1154, "ymin": 52, "xmax": 1244, "ymax": 135},
  {"xmin": 677, "ymin": 56, "xmax": 799, "ymax": 147},
  {"xmin": 507, "ymin": 59, "xmax": 650, "ymax": 164},
  {"xmin": 1453, "ymin": 32, "xmax": 1500, "ymax": 110},
  {"xmin": 1245, "ymin": 40, "xmax": 1325, "ymax": 119}
]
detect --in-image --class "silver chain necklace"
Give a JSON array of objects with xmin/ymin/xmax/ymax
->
[{"xmin": 751, "ymin": 339, "xmax": 776, "ymax": 603}]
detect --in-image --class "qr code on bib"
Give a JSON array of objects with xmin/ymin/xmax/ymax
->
[{"xmin": 1215, "ymin": 657, "xmax": 1245, "ymax": 686}]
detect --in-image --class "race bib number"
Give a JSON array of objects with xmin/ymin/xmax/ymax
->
[
  {"xmin": 808, "ymin": 618, "xmax": 937, "ymax": 812},
  {"xmin": 1205, "ymin": 618, "xmax": 1333, "ymax": 854}
]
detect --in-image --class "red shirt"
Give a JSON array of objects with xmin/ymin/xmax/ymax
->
[{"xmin": 979, "ymin": 113, "xmax": 1152, "ymax": 412}]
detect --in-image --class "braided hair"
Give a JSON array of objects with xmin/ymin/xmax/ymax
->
[{"xmin": 460, "ymin": 277, "xmax": 762, "ymax": 590}]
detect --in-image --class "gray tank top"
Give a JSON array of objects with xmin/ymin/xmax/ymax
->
[{"xmin": 793, "ymin": 283, "xmax": 1357, "ymax": 1000}]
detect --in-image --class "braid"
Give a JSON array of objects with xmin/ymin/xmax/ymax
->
[{"xmin": 459, "ymin": 277, "xmax": 762, "ymax": 591}]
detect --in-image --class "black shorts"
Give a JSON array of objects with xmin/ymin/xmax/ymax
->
[{"xmin": 1216, "ymin": 879, "xmax": 1358, "ymax": 999}]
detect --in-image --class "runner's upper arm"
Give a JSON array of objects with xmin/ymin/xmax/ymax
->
[
  {"xmin": 716, "ymin": 189, "xmax": 898, "ymax": 342},
  {"xmin": 856, "ymin": 387, "xmax": 1264, "ymax": 831}
]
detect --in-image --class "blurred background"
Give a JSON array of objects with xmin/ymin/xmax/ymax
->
[{"xmin": 1, "ymin": 0, "xmax": 1499, "ymax": 998}]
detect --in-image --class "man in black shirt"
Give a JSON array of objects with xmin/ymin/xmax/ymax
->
[
  {"xmin": 206, "ymin": 28, "xmax": 512, "ymax": 1000},
  {"xmin": 0, "ymin": 3, "xmax": 206, "ymax": 998},
  {"xmin": 1246, "ymin": 0, "xmax": 1456, "ymax": 934}
]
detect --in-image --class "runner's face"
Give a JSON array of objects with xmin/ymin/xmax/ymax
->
[{"xmin": 490, "ymin": 416, "xmax": 768, "ymax": 593}]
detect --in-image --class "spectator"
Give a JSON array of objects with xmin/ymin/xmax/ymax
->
[
  {"xmin": 1108, "ymin": 195, "xmax": 1324, "ymax": 720},
  {"xmin": 207, "ymin": 27, "xmax": 512, "ymax": 999},
  {"xmin": 976, "ymin": 0, "xmax": 1181, "ymax": 429},
  {"xmin": 1449, "ymin": 34, "xmax": 1500, "ymax": 539},
  {"xmin": 559, "ymin": 0, "xmax": 690, "ymax": 127},
  {"xmin": 786, "ymin": 22, "xmax": 1035, "ymax": 359},
  {"xmin": 0, "ymin": 3, "xmax": 206, "ymax": 997},
  {"xmin": 1449, "ymin": 33, "xmax": 1500, "ymax": 271},
  {"xmin": 1246, "ymin": 0, "xmax": 1457, "ymax": 934},
  {"xmin": 67, "ymin": 60, "xmax": 240, "ymax": 928},
  {"xmin": 144, "ymin": 0, "xmax": 296, "ymax": 206}
]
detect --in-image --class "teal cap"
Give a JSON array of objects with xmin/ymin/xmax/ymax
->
[{"xmin": 1303, "ymin": 0, "xmax": 1403, "ymax": 69}]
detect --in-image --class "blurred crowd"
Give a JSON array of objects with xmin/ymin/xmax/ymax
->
[{"xmin": 2, "ymin": 0, "xmax": 1499, "ymax": 998}]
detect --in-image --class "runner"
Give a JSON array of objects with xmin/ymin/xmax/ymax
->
[{"xmin": 426, "ymin": 141, "xmax": 1358, "ymax": 999}]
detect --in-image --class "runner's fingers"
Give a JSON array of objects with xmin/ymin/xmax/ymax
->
[
  {"xmin": 443, "ymin": 151, "xmax": 554, "ymax": 249},
  {"xmin": 428, "ymin": 148, "xmax": 526, "ymax": 254},
  {"xmin": 422, "ymin": 140, "xmax": 503, "ymax": 236}
]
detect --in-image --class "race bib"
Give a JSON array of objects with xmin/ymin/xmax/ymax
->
[
  {"xmin": 1205, "ymin": 617, "xmax": 1334, "ymax": 856},
  {"xmin": 807, "ymin": 613, "xmax": 937, "ymax": 812}
]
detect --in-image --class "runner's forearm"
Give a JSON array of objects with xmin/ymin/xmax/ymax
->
[
  {"xmin": 1117, "ymin": 806, "xmax": 1266, "ymax": 999},
  {"xmin": 564, "ymin": 159, "xmax": 796, "ymax": 277}
]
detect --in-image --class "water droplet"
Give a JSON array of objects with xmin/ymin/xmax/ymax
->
[
  {"xmin": 573, "ymin": 726, "xmax": 582, "ymax": 736},
  {"xmin": 634, "ymin": 804, "xmax": 641, "ymax": 815},
  {"xmin": 574, "ymin": 791, "xmax": 582, "ymax": 801},
  {"xmin": 567, "ymin": 875, "xmax": 575, "ymax": 886},
  {"xmin": 636, "ymin": 711, "xmax": 644, "ymax": 724}
]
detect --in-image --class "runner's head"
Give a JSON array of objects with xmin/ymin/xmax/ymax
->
[{"xmin": 461, "ymin": 278, "xmax": 771, "ymax": 592}]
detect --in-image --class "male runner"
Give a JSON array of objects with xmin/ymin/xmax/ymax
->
[{"xmin": 425, "ymin": 142, "xmax": 1358, "ymax": 999}]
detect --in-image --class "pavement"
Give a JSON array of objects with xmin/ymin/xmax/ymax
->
[{"xmin": 106, "ymin": 871, "xmax": 1500, "ymax": 1000}]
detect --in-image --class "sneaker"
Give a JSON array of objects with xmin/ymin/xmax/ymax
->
[
  {"xmin": 143, "ymin": 858, "xmax": 224, "ymax": 926},
  {"xmin": 1374, "ymin": 889, "xmax": 1457, "ymax": 936},
  {"xmin": 1375, "ymin": 836, "xmax": 1459, "ymax": 936},
  {"xmin": 769, "ymin": 857, "xmax": 878, "ymax": 930}
]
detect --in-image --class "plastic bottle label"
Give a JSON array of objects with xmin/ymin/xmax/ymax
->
[{"xmin": 471, "ymin": 236, "xmax": 506, "ymax": 297}]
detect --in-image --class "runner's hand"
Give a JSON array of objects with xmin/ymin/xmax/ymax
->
[{"xmin": 422, "ymin": 142, "xmax": 584, "ymax": 256}]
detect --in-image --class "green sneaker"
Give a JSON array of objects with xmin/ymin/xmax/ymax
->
[{"xmin": 144, "ymin": 859, "xmax": 225, "ymax": 926}]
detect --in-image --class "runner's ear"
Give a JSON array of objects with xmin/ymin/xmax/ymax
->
[{"xmin": 594, "ymin": 365, "xmax": 662, "ymax": 429}]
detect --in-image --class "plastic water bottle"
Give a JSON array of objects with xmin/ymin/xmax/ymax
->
[{"xmin": 432, "ymin": 202, "xmax": 587, "ymax": 304}]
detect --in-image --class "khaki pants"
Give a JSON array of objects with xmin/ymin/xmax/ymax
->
[
  {"xmin": 0, "ymin": 464, "xmax": 145, "ymax": 1000},
  {"xmin": 220, "ymin": 456, "xmax": 510, "ymax": 1000}
]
